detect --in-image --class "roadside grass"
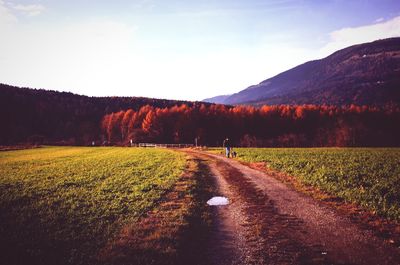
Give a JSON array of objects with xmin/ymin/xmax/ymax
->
[
  {"xmin": 209, "ymin": 147, "xmax": 400, "ymax": 220},
  {"xmin": 100, "ymin": 155, "xmax": 216, "ymax": 265},
  {"xmin": 0, "ymin": 146, "xmax": 186, "ymax": 265}
]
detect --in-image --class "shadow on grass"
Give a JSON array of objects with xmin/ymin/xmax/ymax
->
[{"xmin": 98, "ymin": 157, "xmax": 217, "ymax": 265}]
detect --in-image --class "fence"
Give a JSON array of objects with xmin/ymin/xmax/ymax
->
[{"xmin": 135, "ymin": 143, "xmax": 194, "ymax": 148}]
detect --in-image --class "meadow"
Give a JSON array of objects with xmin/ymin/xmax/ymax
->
[
  {"xmin": 226, "ymin": 148, "xmax": 400, "ymax": 220},
  {"xmin": 0, "ymin": 147, "xmax": 187, "ymax": 265},
  {"xmin": 2, "ymin": 146, "xmax": 400, "ymax": 264}
]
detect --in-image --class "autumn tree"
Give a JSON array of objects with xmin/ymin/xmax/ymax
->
[{"xmin": 101, "ymin": 103, "xmax": 400, "ymax": 147}]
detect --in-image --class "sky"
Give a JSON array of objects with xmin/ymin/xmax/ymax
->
[{"xmin": 1, "ymin": 0, "xmax": 400, "ymax": 101}]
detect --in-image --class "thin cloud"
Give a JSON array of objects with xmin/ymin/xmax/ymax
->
[
  {"xmin": 9, "ymin": 3, "xmax": 46, "ymax": 17},
  {"xmin": 176, "ymin": 0, "xmax": 299, "ymax": 17},
  {"xmin": 0, "ymin": 1, "xmax": 17, "ymax": 24},
  {"xmin": 375, "ymin": 17, "xmax": 384, "ymax": 23},
  {"xmin": 318, "ymin": 16, "xmax": 400, "ymax": 57}
]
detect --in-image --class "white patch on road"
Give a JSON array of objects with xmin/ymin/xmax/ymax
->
[{"xmin": 207, "ymin": 196, "xmax": 229, "ymax": 206}]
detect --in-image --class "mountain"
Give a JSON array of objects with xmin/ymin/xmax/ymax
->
[
  {"xmin": 204, "ymin": 38, "xmax": 400, "ymax": 106},
  {"xmin": 202, "ymin": 94, "xmax": 231, "ymax": 104}
]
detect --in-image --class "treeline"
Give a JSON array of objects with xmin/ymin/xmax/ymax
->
[
  {"xmin": 2, "ymin": 84, "xmax": 400, "ymax": 147},
  {"xmin": 0, "ymin": 84, "xmax": 202, "ymax": 145},
  {"xmin": 102, "ymin": 104, "xmax": 400, "ymax": 147}
]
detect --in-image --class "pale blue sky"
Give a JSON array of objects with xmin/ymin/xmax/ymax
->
[{"xmin": 1, "ymin": 0, "xmax": 400, "ymax": 100}]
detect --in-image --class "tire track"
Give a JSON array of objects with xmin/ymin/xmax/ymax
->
[{"xmin": 188, "ymin": 150, "xmax": 400, "ymax": 265}]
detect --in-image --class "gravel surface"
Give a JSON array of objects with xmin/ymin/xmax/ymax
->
[{"xmin": 188, "ymin": 150, "xmax": 400, "ymax": 265}]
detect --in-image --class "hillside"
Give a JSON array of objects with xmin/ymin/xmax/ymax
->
[
  {"xmin": 204, "ymin": 38, "xmax": 400, "ymax": 106},
  {"xmin": 0, "ymin": 84, "xmax": 201, "ymax": 145},
  {"xmin": 202, "ymin": 94, "xmax": 231, "ymax": 104}
]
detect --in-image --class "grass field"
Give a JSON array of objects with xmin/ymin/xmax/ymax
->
[
  {"xmin": 212, "ymin": 147, "xmax": 400, "ymax": 220},
  {"xmin": 0, "ymin": 146, "xmax": 187, "ymax": 265}
]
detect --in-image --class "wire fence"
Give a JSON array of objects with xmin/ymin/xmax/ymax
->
[{"xmin": 133, "ymin": 143, "xmax": 194, "ymax": 148}]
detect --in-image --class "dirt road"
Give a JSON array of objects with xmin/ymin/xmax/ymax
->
[{"xmin": 187, "ymin": 150, "xmax": 400, "ymax": 265}]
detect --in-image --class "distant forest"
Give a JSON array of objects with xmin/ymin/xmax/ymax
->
[
  {"xmin": 1, "ymin": 84, "xmax": 399, "ymax": 147},
  {"xmin": 0, "ymin": 84, "xmax": 198, "ymax": 145}
]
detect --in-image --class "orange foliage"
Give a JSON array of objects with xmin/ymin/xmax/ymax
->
[{"xmin": 101, "ymin": 104, "xmax": 400, "ymax": 147}]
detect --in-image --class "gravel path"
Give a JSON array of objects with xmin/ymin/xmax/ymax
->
[{"xmin": 187, "ymin": 150, "xmax": 400, "ymax": 265}]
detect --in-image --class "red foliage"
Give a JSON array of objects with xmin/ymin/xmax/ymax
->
[{"xmin": 101, "ymin": 104, "xmax": 400, "ymax": 147}]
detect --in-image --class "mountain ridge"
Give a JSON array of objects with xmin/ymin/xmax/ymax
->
[{"xmin": 203, "ymin": 38, "xmax": 400, "ymax": 106}]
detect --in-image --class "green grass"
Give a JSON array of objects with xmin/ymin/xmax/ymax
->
[
  {"xmin": 213, "ymin": 147, "xmax": 400, "ymax": 220},
  {"xmin": 0, "ymin": 146, "xmax": 186, "ymax": 265}
]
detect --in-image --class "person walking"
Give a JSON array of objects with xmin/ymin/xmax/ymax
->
[{"xmin": 223, "ymin": 138, "xmax": 231, "ymax": 158}]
